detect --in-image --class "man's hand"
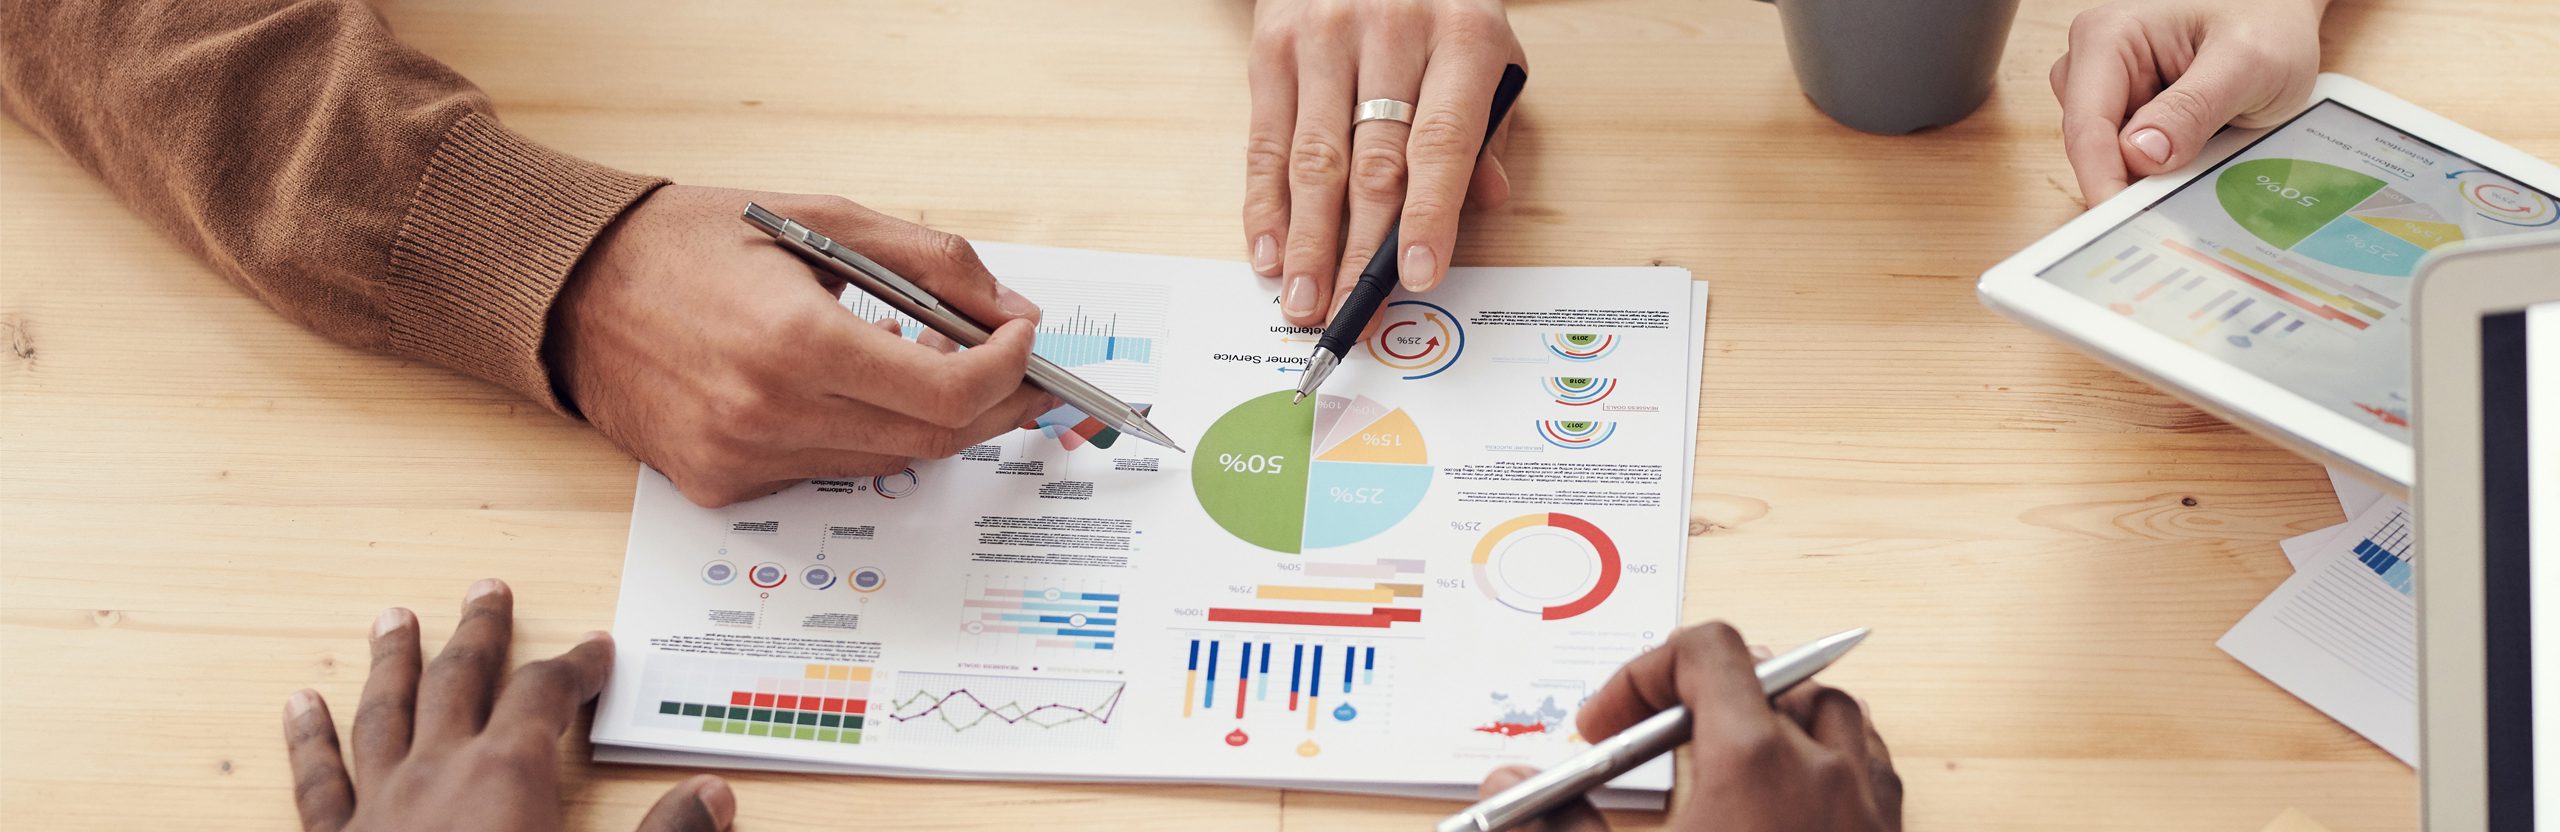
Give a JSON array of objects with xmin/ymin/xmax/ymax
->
[
  {"xmin": 1475, "ymin": 622, "xmax": 1902, "ymax": 832},
  {"xmin": 283, "ymin": 580, "xmax": 736, "ymax": 832},
  {"xmin": 2051, "ymin": 0, "xmax": 2329, "ymax": 204},
  {"xmin": 550, "ymin": 185, "xmax": 1058, "ymax": 507},
  {"xmin": 1244, "ymin": 0, "xmax": 1525, "ymax": 326}
]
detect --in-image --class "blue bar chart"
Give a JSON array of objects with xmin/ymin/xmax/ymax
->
[
  {"xmin": 2352, "ymin": 508, "xmax": 2415, "ymax": 595},
  {"xmin": 959, "ymin": 576, "xmax": 1121, "ymax": 652}
]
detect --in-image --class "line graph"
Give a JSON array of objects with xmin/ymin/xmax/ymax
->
[{"xmin": 882, "ymin": 671, "xmax": 1125, "ymax": 747}]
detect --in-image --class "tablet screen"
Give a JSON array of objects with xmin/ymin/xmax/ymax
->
[{"xmin": 2038, "ymin": 101, "xmax": 2558, "ymax": 438}]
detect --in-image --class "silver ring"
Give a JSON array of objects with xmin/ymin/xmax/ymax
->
[{"xmin": 1354, "ymin": 98, "xmax": 1416, "ymax": 126}]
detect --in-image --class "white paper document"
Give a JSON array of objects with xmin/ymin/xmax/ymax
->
[
  {"xmin": 2221, "ymin": 497, "xmax": 2418, "ymax": 764},
  {"xmin": 589, "ymin": 243, "xmax": 1708, "ymax": 802}
]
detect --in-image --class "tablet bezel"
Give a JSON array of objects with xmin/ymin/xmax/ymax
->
[
  {"xmin": 1978, "ymin": 73, "xmax": 2560, "ymax": 490},
  {"xmin": 2415, "ymin": 238, "xmax": 2560, "ymax": 831}
]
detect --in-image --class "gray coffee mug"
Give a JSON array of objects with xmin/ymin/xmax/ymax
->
[{"xmin": 1759, "ymin": 0, "xmax": 2021, "ymax": 135}]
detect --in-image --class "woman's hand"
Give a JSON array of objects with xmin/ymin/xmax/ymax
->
[
  {"xmin": 2051, "ymin": 0, "xmax": 2329, "ymax": 204},
  {"xmin": 1244, "ymin": 0, "xmax": 1525, "ymax": 326}
]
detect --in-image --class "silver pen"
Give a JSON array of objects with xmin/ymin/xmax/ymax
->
[
  {"xmin": 741, "ymin": 203, "xmax": 1183, "ymax": 452},
  {"xmin": 1437, "ymin": 628, "xmax": 1872, "ymax": 832}
]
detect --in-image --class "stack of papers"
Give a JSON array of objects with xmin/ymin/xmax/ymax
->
[
  {"xmin": 588, "ymin": 244, "xmax": 1710, "ymax": 806},
  {"xmin": 2219, "ymin": 468, "xmax": 2415, "ymax": 764}
]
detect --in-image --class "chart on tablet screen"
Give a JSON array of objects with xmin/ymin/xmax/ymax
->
[{"xmin": 2038, "ymin": 101, "xmax": 2556, "ymax": 437}]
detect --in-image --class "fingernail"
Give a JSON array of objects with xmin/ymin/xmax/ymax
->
[
  {"xmin": 1484, "ymin": 769, "xmax": 1527, "ymax": 790},
  {"xmin": 1282, "ymin": 274, "xmax": 1318, "ymax": 317},
  {"xmin": 1400, "ymin": 245, "xmax": 1437, "ymax": 292},
  {"xmin": 995, "ymin": 285, "xmax": 1040, "ymax": 319},
  {"xmin": 2128, "ymin": 127, "xmax": 2172, "ymax": 164},
  {"xmin": 286, "ymin": 689, "xmax": 320, "ymax": 719},
  {"xmin": 697, "ymin": 777, "xmax": 738, "ymax": 829},
  {"xmin": 1252, "ymin": 235, "xmax": 1278, "ymax": 274},
  {"xmin": 372, "ymin": 607, "xmax": 410, "ymax": 639},
  {"xmin": 579, "ymin": 629, "xmax": 613, "ymax": 645},
  {"xmin": 1749, "ymin": 644, "xmax": 1774, "ymax": 660},
  {"xmin": 465, "ymin": 578, "xmax": 504, "ymax": 602}
]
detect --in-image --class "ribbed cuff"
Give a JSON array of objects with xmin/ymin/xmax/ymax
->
[{"xmin": 385, "ymin": 112, "xmax": 664, "ymax": 414}]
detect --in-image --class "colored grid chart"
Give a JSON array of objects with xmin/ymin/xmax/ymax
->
[
  {"xmin": 636, "ymin": 654, "xmax": 873, "ymax": 745},
  {"xmin": 2351, "ymin": 507, "xmax": 2415, "ymax": 595},
  {"xmin": 881, "ymin": 672, "xmax": 1125, "ymax": 748},
  {"xmin": 958, "ymin": 576, "xmax": 1120, "ymax": 651},
  {"xmin": 847, "ymin": 277, "xmax": 1165, "ymax": 400}
]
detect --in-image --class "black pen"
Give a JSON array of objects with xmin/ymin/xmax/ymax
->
[{"xmin": 1293, "ymin": 64, "xmax": 1528, "ymax": 404}]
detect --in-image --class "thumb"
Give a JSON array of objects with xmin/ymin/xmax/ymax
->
[
  {"xmin": 2117, "ymin": 47, "xmax": 2281, "ymax": 176},
  {"xmin": 1475, "ymin": 765, "xmax": 1612, "ymax": 832},
  {"xmin": 633, "ymin": 775, "xmax": 735, "ymax": 832}
]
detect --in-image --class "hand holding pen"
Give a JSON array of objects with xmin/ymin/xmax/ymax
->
[{"xmin": 1455, "ymin": 623, "xmax": 1903, "ymax": 832}]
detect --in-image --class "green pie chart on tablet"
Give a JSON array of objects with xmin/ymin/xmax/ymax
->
[{"xmin": 2216, "ymin": 158, "xmax": 2463, "ymax": 278}]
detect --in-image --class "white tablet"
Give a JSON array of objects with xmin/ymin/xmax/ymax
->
[{"xmin": 1979, "ymin": 74, "xmax": 2560, "ymax": 489}]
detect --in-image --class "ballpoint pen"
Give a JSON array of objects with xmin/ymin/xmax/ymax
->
[
  {"xmin": 1294, "ymin": 64, "xmax": 1529, "ymax": 405},
  {"xmin": 1435, "ymin": 628, "xmax": 1872, "ymax": 832},
  {"xmin": 741, "ymin": 203, "xmax": 1183, "ymax": 452}
]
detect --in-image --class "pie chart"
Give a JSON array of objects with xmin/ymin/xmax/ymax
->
[
  {"xmin": 1190, "ymin": 390, "xmax": 1432, "ymax": 553},
  {"xmin": 2216, "ymin": 158, "xmax": 2462, "ymax": 278}
]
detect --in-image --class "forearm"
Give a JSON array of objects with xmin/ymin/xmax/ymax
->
[{"xmin": 0, "ymin": 0, "xmax": 662, "ymax": 410}]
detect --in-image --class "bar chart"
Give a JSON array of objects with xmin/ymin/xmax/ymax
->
[
  {"xmin": 1180, "ymin": 635, "xmax": 1387, "ymax": 754},
  {"xmin": 958, "ymin": 575, "xmax": 1120, "ymax": 652},
  {"xmin": 1205, "ymin": 558, "xmax": 1427, "ymax": 631},
  {"xmin": 843, "ymin": 277, "xmax": 1165, "ymax": 400},
  {"xmin": 2350, "ymin": 507, "xmax": 2415, "ymax": 595}
]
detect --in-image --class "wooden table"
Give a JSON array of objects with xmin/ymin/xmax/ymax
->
[{"xmin": 5, "ymin": 0, "xmax": 2553, "ymax": 828}]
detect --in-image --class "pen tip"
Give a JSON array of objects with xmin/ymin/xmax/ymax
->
[{"xmin": 1291, "ymin": 392, "xmax": 1306, "ymax": 405}]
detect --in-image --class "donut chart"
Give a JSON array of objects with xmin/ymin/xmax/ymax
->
[
  {"xmin": 1363, "ymin": 300, "xmax": 1464, "ymax": 380},
  {"xmin": 1472, "ymin": 513, "xmax": 1620, "ymax": 620}
]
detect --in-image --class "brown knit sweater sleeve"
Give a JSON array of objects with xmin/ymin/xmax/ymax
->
[{"xmin": 0, "ymin": 0, "xmax": 665, "ymax": 411}]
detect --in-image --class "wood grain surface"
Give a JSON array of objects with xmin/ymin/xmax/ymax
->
[{"xmin": 5, "ymin": 0, "xmax": 2554, "ymax": 828}]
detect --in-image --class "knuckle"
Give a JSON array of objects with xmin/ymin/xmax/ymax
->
[
  {"xmin": 926, "ymin": 230, "xmax": 983, "ymax": 271},
  {"xmin": 512, "ymin": 660, "xmax": 576, "ymax": 694},
  {"xmin": 1289, "ymin": 136, "xmax": 1348, "ymax": 186},
  {"xmin": 2070, "ymin": 8, "xmax": 2138, "ymax": 41},
  {"xmin": 428, "ymin": 644, "xmax": 496, "ymax": 674},
  {"xmin": 351, "ymin": 698, "xmax": 412, "ymax": 732},
  {"xmin": 916, "ymin": 427, "xmax": 967, "ymax": 460},
  {"xmin": 1441, "ymin": 3, "xmax": 1510, "ymax": 39},
  {"xmin": 1407, "ymin": 112, "xmax": 1476, "ymax": 159},
  {"xmin": 2147, "ymin": 85, "xmax": 2217, "ymax": 131},
  {"xmin": 1349, "ymin": 143, "xmax": 1408, "ymax": 202},
  {"xmin": 1245, "ymin": 135, "xmax": 1294, "ymax": 178},
  {"xmin": 1807, "ymin": 748, "xmax": 1859, "ymax": 790},
  {"xmin": 2059, "ymin": 111, "xmax": 2120, "ymax": 142}
]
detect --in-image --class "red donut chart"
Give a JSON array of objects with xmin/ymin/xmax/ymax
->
[{"xmin": 1471, "ymin": 513, "xmax": 1621, "ymax": 620}]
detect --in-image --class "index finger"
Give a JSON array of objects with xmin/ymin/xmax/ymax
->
[
  {"xmin": 2057, "ymin": 44, "xmax": 2134, "ymax": 205},
  {"xmin": 1574, "ymin": 622, "xmax": 1771, "ymax": 743}
]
